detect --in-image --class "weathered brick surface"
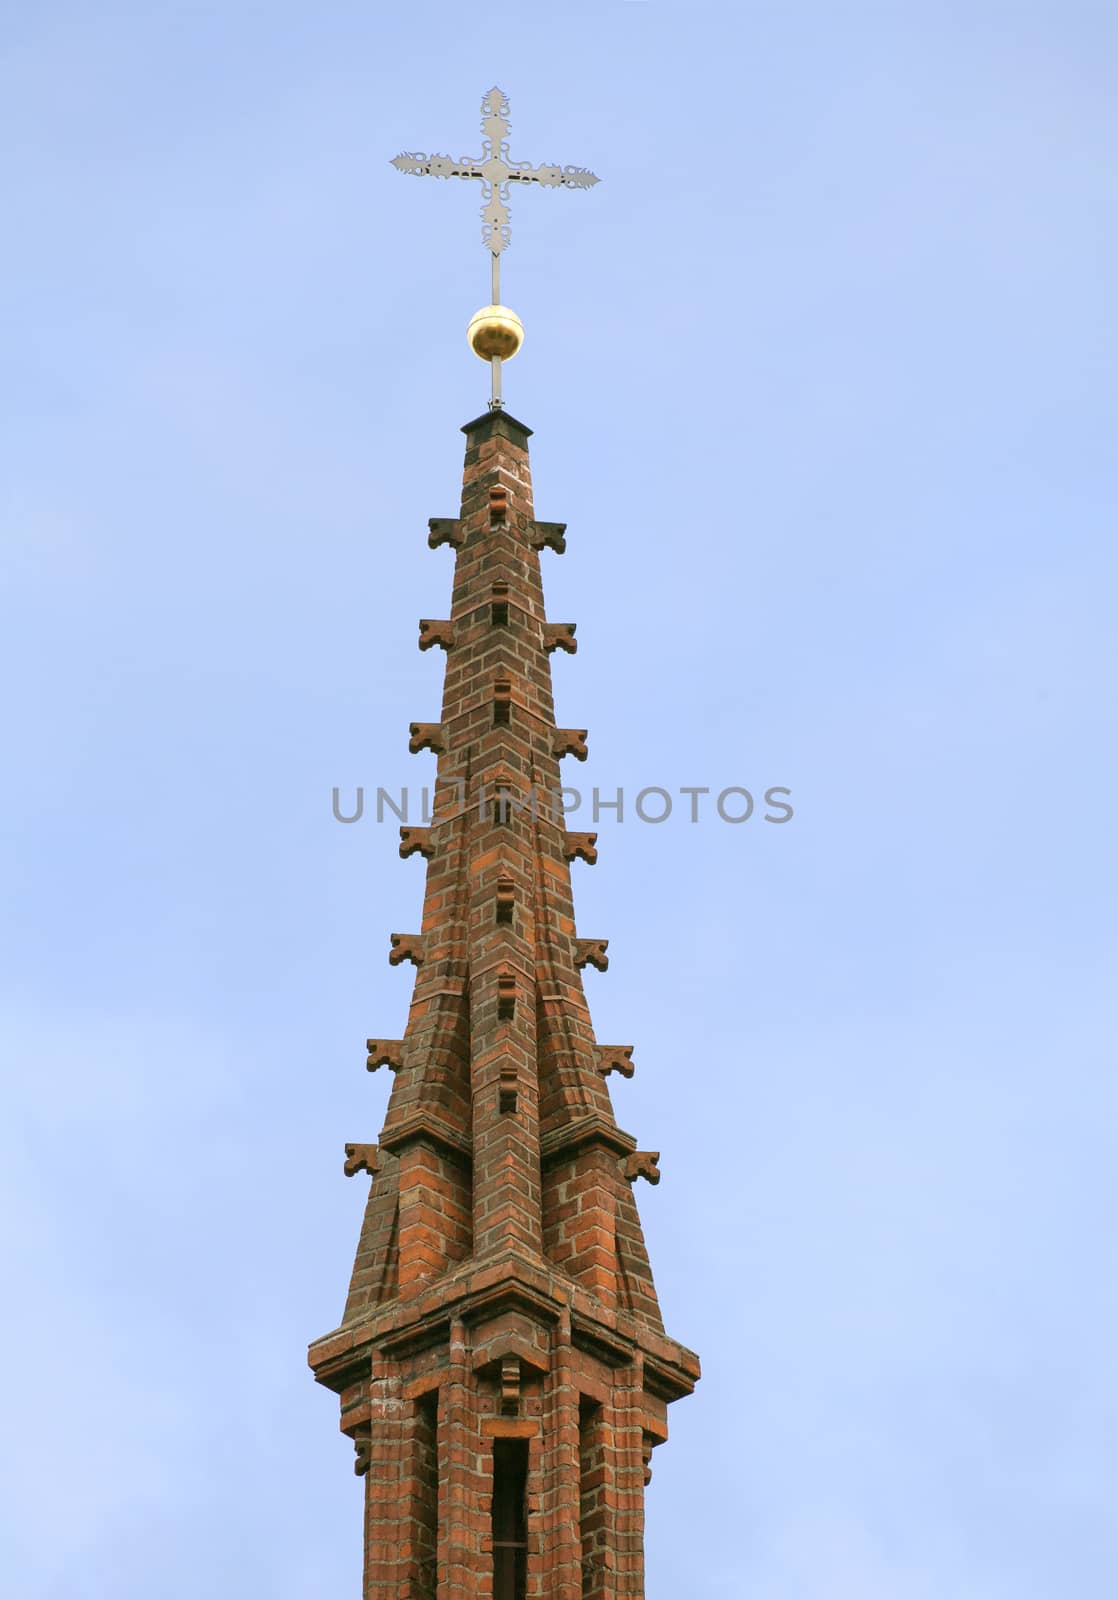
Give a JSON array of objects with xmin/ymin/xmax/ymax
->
[{"xmin": 311, "ymin": 409, "xmax": 698, "ymax": 1598}]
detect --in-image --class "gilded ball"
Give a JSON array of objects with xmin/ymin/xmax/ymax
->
[{"xmin": 467, "ymin": 304, "xmax": 524, "ymax": 362}]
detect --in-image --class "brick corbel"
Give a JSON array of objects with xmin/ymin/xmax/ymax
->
[
  {"xmin": 366, "ymin": 1038, "xmax": 404, "ymax": 1073},
  {"xmin": 497, "ymin": 972, "xmax": 517, "ymax": 1020},
  {"xmin": 543, "ymin": 622, "xmax": 577, "ymax": 655},
  {"xmin": 554, "ymin": 728, "xmax": 589, "ymax": 762},
  {"xmin": 574, "ymin": 938, "xmax": 609, "ymax": 972},
  {"xmin": 388, "ymin": 933, "xmax": 425, "ymax": 967},
  {"xmin": 398, "ymin": 826, "xmax": 434, "ymax": 860},
  {"xmin": 530, "ymin": 520, "xmax": 567, "ymax": 554},
  {"xmin": 352, "ymin": 1424, "xmax": 372, "ymax": 1477},
  {"xmin": 498, "ymin": 1055, "xmax": 519, "ymax": 1113},
  {"xmin": 495, "ymin": 876, "xmax": 516, "ymax": 922},
  {"xmin": 489, "ymin": 483, "xmax": 509, "ymax": 525},
  {"xmin": 418, "ymin": 618, "xmax": 454, "ymax": 651},
  {"xmin": 344, "ymin": 1143, "xmax": 379, "ymax": 1178},
  {"xmin": 427, "ymin": 517, "xmax": 463, "ymax": 550},
  {"xmin": 408, "ymin": 721, "xmax": 444, "ymax": 754},
  {"xmin": 500, "ymin": 1356, "xmax": 521, "ymax": 1415},
  {"xmin": 596, "ymin": 1045, "xmax": 634, "ymax": 1078},
  {"xmin": 623, "ymin": 1151, "xmax": 661, "ymax": 1186},
  {"xmin": 564, "ymin": 831, "xmax": 598, "ymax": 866}
]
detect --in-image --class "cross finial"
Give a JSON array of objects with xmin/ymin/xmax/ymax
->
[{"xmin": 391, "ymin": 87, "xmax": 600, "ymax": 408}]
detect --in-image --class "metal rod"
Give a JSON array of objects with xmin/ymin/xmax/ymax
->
[{"xmin": 489, "ymin": 251, "xmax": 503, "ymax": 407}]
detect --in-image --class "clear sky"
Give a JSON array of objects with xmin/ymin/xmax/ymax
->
[{"xmin": 2, "ymin": 3, "xmax": 1116, "ymax": 1596}]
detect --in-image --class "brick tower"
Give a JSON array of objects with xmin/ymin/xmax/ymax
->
[{"xmin": 309, "ymin": 89, "xmax": 699, "ymax": 1600}]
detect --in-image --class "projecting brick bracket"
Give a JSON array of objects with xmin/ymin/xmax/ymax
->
[
  {"xmin": 495, "ymin": 876, "xmax": 516, "ymax": 923},
  {"xmin": 555, "ymin": 728, "xmax": 589, "ymax": 762},
  {"xmin": 575, "ymin": 938, "xmax": 610, "ymax": 972},
  {"xmin": 530, "ymin": 520, "xmax": 567, "ymax": 554},
  {"xmin": 352, "ymin": 1425, "xmax": 372, "ymax": 1477},
  {"xmin": 623, "ymin": 1150, "xmax": 661, "ymax": 1186},
  {"xmin": 496, "ymin": 972, "xmax": 518, "ymax": 1021},
  {"xmin": 427, "ymin": 517, "xmax": 464, "ymax": 550},
  {"xmin": 418, "ymin": 619, "xmax": 454, "ymax": 651},
  {"xmin": 399, "ymin": 826, "xmax": 434, "ymax": 860},
  {"xmin": 389, "ymin": 933, "xmax": 425, "ymax": 967},
  {"xmin": 344, "ymin": 1143, "xmax": 379, "ymax": 1178},
  {"xmin": 500, "ymin": 1356, "xmax": 521, "ymax": 1415},
  {"xmin": 366, "ymin": 1038, "xmax": 404, "ymax": 1073},
  {"xmin": 596, "ymin": 1045, "xmax": 634, "ymax": 1078},
  {"xmin": 471, "ymin": 1333, "xmax": 550, "ymax": 1382},
  {"xmin": 543, "ymin": 622, "xmax": 578, "ymax": 654},
  {"xmin": 408, "ymin": 721, "xmax": 444, "ymax": 755},
  {"xmin": 488, "ymin": 484, "xmax": 509, "ymax": 525},
  {"xmin": 564, "ymin": 831, "xmax": 599, "ymax": 866}
]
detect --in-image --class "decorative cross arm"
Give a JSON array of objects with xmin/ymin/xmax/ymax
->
[{"xmin": 391, "ymin": 87, "xmax": 598, "ymax": 255}]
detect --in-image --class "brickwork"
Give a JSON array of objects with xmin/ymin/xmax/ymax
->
[{"xmin": 311, "ymin": 410, "xmax": 699, "ymax": 1598}]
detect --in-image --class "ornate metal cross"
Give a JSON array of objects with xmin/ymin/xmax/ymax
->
[{"xmin": 391, "ymin": 86, "xmax": 599, "ymax": 407}]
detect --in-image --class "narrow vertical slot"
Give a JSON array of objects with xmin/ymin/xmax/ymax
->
[
  {"xmin": 580, "ymin": 1400, "xmax": 606, "ymax": 1598},
  {"xmin": 492, "ymin": 1437, "xmax": 529, "ymax": 1600},
  {"xmin": 495, "ymin": 877, "xmax": 515, "ymax": 926},
  {"xmin": 493, "ymin": 679, "xmax": 512, "ymax": 726},
  {"xmin": 491, "ymin": 583, "xmax": 510, "ymax": 627},
  {"xmin": 414, "ymin": 1392, "xmax": 439, "ymax": 1600}
]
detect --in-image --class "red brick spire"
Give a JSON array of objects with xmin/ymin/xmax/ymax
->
[{"xmin": 310, "ymin": 408, "xmax": 699, "ymax": 1600}]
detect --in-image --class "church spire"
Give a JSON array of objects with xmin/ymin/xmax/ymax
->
[{"xmin": 310, "ymin": 90, "xmax": 698, "ymax": 1600}]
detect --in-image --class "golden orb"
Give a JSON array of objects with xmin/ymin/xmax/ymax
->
[{"xmin": 467, "ymin": 304, "xmax": 524, "ymax": 362}]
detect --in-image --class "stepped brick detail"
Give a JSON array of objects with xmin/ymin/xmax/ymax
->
[
  {"xmin": 310, "ymin": 409, "xmax": 699, "ymax": 1600},
  {"xmin": 575, "ymin": 939, "xmax": 610, "ymax": 973},
  {"xmin": 409, "ymin": 722, "xmax": 445, "ymax": 755},
  {"xmin": 596, "ymin": 1046, "xmax": 635, "ymax": 1079},
  {"xmin": 563, "ymin": 831, "xmax": 599, "ymax": 866},
  {"xmin": 399, "ymin": 826, "xmax": 435, "ymax": 861},
  {"xmin": 419, "ymin": 619, "xmax": 455, "ymax": 651},
  {"xmin": 366, "ymin": 1039, "xmax": 405, "ymax": 1074},
  {"xmin": 554, "ymin": 728, "xmax": 589, "ymax": 762},
  {"xmin": 543, "ymin": 622, "xmax": 578, "ymax": 654}
]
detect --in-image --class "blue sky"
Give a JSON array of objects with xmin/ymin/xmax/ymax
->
[{"xmin": 2, "ymin": 3, "xmax": 1116, "ymax": 1595}]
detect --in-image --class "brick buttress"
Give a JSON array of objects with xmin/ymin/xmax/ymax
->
[{"xmin": 309, "ymin": 409, "xmax": 700, "ymax": 1600}]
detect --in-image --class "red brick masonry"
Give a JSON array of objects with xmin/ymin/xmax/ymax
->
[{"xmin": 309, "ymin": 410, "xmax": 700, "ymax": 1600}]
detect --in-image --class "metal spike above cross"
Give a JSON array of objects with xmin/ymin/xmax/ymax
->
[{"xmin": 391, "ymin": 86, "xmax": 600, "ymax": 409}]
